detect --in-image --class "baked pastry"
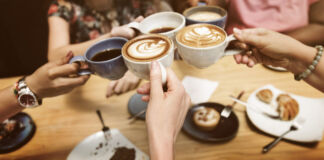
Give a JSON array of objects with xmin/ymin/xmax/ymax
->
[
  {"xmin": 276, "ymin": 94, "xmax": 299, "ymax": 121},
  {"xmin": 193, "ymin": 107, "xmax": 220, "ymax": 130},
  {"xmin": 256, "ymin": 89, "xmax": 273, "ymax": 104}
]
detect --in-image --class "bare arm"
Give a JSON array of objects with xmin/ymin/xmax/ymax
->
[
  {"xmin": 0, "ymin": 87, "xmax": 23, "ymax": 122},
  {"xmin": 285, "ymin": 0, "xmax": 324, "ymax": 46},
  {"xmin": 47, "ymin": 16, "xmax": 113, "ymax": 61},
  {"xmin": 233, "ymin": 28, "xmax": 324, "ymax": 92},
  {"xmin": 0, "ymin": 53, "xmax": 89, "ymax": 122},
  {"xmin": 47, "ymin": 16, "xmax": 138, "ymax": 61}
]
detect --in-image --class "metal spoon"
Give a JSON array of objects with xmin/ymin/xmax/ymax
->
[{"xmin": 96, "ymin": 110, "xmax": 111, "ymax": 141}]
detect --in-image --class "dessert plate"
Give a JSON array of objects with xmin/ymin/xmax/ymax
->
[
  {"xmin": 183, "ymin": 102, "xmax": 239, "ymax": 142},
  {"xmin": 246, "ymin": 85, "xmax": 324, "ymax": 142},
  {"xmin": 0, "ymin": 112, "xmax": 36, "ymax": 154},
  {"xmin": 67, "ymin": 129, "xmax": 149, "ymax": 160}
]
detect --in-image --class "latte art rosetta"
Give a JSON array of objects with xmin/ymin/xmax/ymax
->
[
  {"xmin": 177, "ymin": 25, "xmax": 225, "ymax": 48},
  {"xmin": 127, "ymin": 38, "xmax": 169, "ymax": 60}
]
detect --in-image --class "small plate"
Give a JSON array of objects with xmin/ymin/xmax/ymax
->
[
  {"xmin": 128, "ymin": 94, "xmax": 147, "ymax": 120},
  {"xmin": 246, "ymin": 85, "xmax": 324, "ymax": 142},
  {"xmin": 0, "ymin": 112, "xmax": 36, "ymax": 154},
  {"xmin": 182, "ymin": 102, "xmax": 239, "ymax": 142},
  {"xmin": 67, "ymin": 129, "xmax": 149, "ymax": 160},
  {"xmin": 264, "ymin": 65, "xmax": 288, "ymax": 72}
]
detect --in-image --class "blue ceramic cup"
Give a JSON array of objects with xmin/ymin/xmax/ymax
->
[
  {"xmin": 183, "ymin": 5, "xmax": 227, "ymax": 28},
  {"xmin": 69, "ymin": 37, "xmax": 128, "ymax": 80}
]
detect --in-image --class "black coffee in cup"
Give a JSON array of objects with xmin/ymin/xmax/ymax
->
[
  {"xmin": 91, "ymin": 48, "xmax": 121, "ymax": 62},
  {"xmin": 150, "ymin": 27, "xmax": 175, "ymax": 34}
]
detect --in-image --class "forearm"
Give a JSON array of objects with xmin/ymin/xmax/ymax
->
[
  {"xmin": 285, "ymin": 24, "xmax": 324, "ymax": 46},
  {"xmin": 0, "ymin": 86, "xmax": 24, "ymax": 122},
  {"xmin": 287, "ymin": 45, "xmax": 324, "ymax": 92},
  {"xmin": 148, "ymin": 128, "xmax": 174, "ymax": 160},
  {"xmin": 48, "ymin": 33, "xmax": 112, "ymax": 61},
  {"xmin": 207, "ymin": 0, "xmax": 227, "ymax": 8}
]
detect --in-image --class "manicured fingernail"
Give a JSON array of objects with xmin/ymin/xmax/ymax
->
[
  {"xmin": 151, "ymin": 61, "xmax": 158, "ymax": 71},
  {"xmin": 66, "ymin": 51, "xmax": 73, "ymax": 57},
  {"xmin": 233, "ymin": 28, "xmax": 242, "ymax": 35}
]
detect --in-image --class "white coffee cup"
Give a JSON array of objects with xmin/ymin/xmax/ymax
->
[
  {"xmin": 128, "ymin": 12, "xmax": 185, "ymax": 41},
  {"xmin": 176, "ymin": 24, "xmax": 240, "ymax": 68},
  {"xmin": 122, "ymin": 34, "xmax": 174, "ymax": 84}
]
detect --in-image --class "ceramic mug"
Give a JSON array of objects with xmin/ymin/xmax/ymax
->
[
  {"xmin": 121, "ymin": 34, "xmax": 174, "ymax": 84},
  {"xmin": 183, "ymin": 5, "xmax": 227, "ymax": 28},
  {"xmin": 128, "ymin": 12, "xmax": 186, "ymax": 41},
  {"xmin": 69, "ymin": 37, "xmax": 128, "ymax": 80},
  {"xmin": 176, "ymin": 24, "xmax": 240, "ymax": 68}
]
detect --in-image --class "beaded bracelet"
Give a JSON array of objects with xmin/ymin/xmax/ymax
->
[{"xmin": 294, "ymin": 45, "xmax": 323, "ymax": 81}]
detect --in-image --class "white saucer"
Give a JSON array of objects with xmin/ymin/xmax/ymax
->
[
  {"xmin": 67, "ymin": 129, "xmax": 149, "ymax": 160},
  {"xmin": 264, "ymin": 65, "xmax": 288, "ymax": 72},
  {"xmin": 246, "ymin": 85, "xmax": 324, "ymax": 143}
]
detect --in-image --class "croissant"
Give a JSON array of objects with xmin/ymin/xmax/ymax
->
[
  {"xmin": 276, "ymin": 94, "xmax": 299, "ymax": 121},
  {"xmin": 256, "ymin": 89, "xmax": 273, "ymax": 104}
]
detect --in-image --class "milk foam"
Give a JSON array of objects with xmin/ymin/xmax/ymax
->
[
  {"xmin": 127, "ymin": 39, "xmax": 168, "ymax": 60},
  {"xmin": 179, "ymin": 26, "xmax": 224, "ymax": 48},
  {"xmin": 188, "ymin": 11, "xmax": 222, "ymax": 22}
]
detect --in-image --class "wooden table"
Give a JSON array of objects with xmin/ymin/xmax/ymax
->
[{"xmin": 1, "ymin": 57, "xmax": 323, "ymax": 160}]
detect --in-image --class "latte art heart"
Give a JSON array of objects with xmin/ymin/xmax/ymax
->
[{"xmin": 177, "ymin": 24, "xmax": 226, "ymax": 48}]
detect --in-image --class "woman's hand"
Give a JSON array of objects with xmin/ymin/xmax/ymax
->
[
  {"xmin": 25, "ymin": 52, "xmax": 89, "ymax": 98},
  {"xmin": 106, "ymin": 71, "xmax": 141, "ymax": 97},
  {"xmin": 110, "ymin": 16, "xmax": 144, "ymax": 39},
  {"xmin": 137, "ymin": 62, "xmax": 191, "ymax": 160},
  {"xmin": 232, "ymin": 28, "xmax": 316, "ymax": 73}
]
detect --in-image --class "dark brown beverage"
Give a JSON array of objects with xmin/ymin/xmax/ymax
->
[
  {"xmin": 150, "ymin": 27, "xmax": 175, "ymax": 34},
  {"xmin": 91, "ymin": 48, "xmax": 121, "ymax": 62}
]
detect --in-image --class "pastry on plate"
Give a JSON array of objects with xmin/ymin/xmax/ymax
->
[
  {"xmin": 256, "ymin": 89, "xmax": 273, "ymax": 104},
  {"xmin": 276, "ymin": 94, "xmax": 299, "ymax": 121},
  {"xmin": 193, "ymin": 107, "xmax": 220, "ymax": 130}
]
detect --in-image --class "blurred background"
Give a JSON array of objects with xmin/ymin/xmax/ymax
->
[{"xmin": 0, "ymin": 0, "xmax": 51, "ymax": 77}]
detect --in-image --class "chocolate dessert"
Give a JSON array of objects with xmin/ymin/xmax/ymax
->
[
  {"xmin": 110, "ymin": 147, "xmax": 135, "ymax": 160},
  {"xmin": 0, "ymin": 119, "xmax": 25, "ymax": 141}
]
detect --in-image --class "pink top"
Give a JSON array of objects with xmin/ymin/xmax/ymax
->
[{"xmin": 226, "ymin": 0, "xmax": 318, "ymax": 34}]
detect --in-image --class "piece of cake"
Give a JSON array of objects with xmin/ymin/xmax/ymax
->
[
  {"xmin": 193, "ymin": 107, "xmax": 220, "ymax": 131},
  {"xmin": 256, "ymin": 89, "xmax": 273, "ymax": 104},
  {"xmin": 276, "ymin": 94, "xmax": 299, "ymax": 121},
  {"xmin": 110, "ymin": 147, "xmax": 135, "ymax": 160}
]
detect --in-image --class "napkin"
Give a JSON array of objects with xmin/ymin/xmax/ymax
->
[{"xmin": 182, "ymin": 76, "xmax": 219, "ymax": 104}]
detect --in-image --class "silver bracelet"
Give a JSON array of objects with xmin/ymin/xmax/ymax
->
[{"xmin": 294, "ymin": 45, "xmax": 323, "ymax": 81}]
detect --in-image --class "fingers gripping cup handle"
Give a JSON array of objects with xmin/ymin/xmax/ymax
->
[
  {"xmin": 127, "ymin": 22, "xmax": 140, "ymax": 32},
  {"xmin": 69, "ymin": 56, "xmax": 92, "ymax": 75},
  {"xmin": 224, "ymin": 34, "xmax": 241, "ymax": 56},
  {"xmin": 159, "ymin": 62, "xmax": 167, "ymax": 85},
  {"xmin": 149, "ymin": 62, "xmax": 167, "ymax": 85}
]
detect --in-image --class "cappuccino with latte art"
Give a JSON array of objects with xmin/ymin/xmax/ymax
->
[
  {"xmin": 122, "ymin": 34, "xmax": 174, "ymax": 82},
  {"xmin": 123, "ymin": 35, "xmax": 171, "ymax": 62},
  {"xmin": 176, "ymin": 24, "xmax": 226, "ymax": 48},
  {"xmin": 176, "ymin": 24, "xmax": 240, "ymax": 68}
]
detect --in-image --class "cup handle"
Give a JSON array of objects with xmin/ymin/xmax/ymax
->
[
  {"xmin": 159, "ymin": 62, "xmax": 167, "ymax": 85},
  {"xmin": 127, "ymin": 22, "xmax": 140, "ymax": 31},
  {"xmin": 69, "ymin": 56, "xmax": 92, "ymax": 75},
  {"xmin": 149, "ymin": 62, "xmax": 167, "ymax": 85},
  {"xmin": 224, "ymin": 34, "xmax": 241, "ymax": 56}
]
